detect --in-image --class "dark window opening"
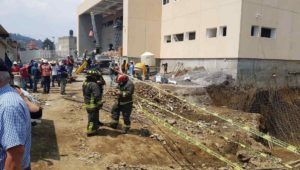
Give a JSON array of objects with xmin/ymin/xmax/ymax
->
[
  {"xmin": 163, "ymin": 0, "xmax": 169, "ymax": 5},
  {"xmin": 188, "ymin": 32, "xmax": 196, "ymax": 40},
  {"xmin": 220, "ymin": 26, "xmax": 227, "ymax": 36},
  {"xmin": 251, "ymin": 26, "xmax": 259, "ymax": 37},
  {"xmin": 261, "ymin": 27, "xmax": 276, "ymax": 38},
  {"xmin": 174, "ymin": 33, "xmax": 184, "ymax": 41}
]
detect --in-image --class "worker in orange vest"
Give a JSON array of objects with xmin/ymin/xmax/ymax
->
[{"xmin": 40, "ymin": 60, "xmax": 52, "ymax": 94}]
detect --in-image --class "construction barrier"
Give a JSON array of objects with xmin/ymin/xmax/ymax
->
[
  {"xmin": 135, "ymin": 95, "xmax": 293, "ymax": 169},
  {"xmin": 132, "ymin": 78, "xmax": 300, "ymax": 156},
  {"xmin": 137, "ymin": 107, "xmax": 243, "ymax": 170}
]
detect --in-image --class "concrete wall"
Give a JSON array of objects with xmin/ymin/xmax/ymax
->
[
  {"xmin": 160, "ymin": 58, "xmax": 238, "ymax": 76},
  {"xmin": 236, "ymin": 59, "xmax": 300, "ymax": 88},
  {"xmin": 123, "ymin": 0, "xmax": 162, "ymax": 58},
  {"xmin": 161, "ymin": 58, "xmax": 300, "ymax": 89},
  {"xmin": 160, "ymin": 0, "xmax": 242, "ymax": 59},
  {"xmin": 239, "ymin": 0, "xmax": 300, "ymax": 60}
]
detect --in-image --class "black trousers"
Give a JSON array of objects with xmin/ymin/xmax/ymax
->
[
  {"xmin": 86, "ymin": 108, "xmax": 100, "ymax": 127},
  {"xmin": 111, "ymin": 103, "xmax": 133, "ymax": 126},
  {"xmin": 42, "ymin": 76, "xmax": 51, "ymax": 93}
]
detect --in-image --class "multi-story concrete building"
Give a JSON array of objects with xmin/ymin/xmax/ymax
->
[
  {"xmin": 78, "ymin": 0, "xmax": 300, "ymax": 88},
  {"xmin": 57, "ymin": 30, "xmax": 77, "ymax": 57}
]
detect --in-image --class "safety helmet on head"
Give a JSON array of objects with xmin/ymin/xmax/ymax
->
[{"xmin": 116, "ymin": 74, "xmax": 127, "ymax": 84}]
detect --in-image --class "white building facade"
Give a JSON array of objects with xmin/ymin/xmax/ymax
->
[{"xmin": 78, "ymin": 0, "xmax": 300, "ymax": 88}]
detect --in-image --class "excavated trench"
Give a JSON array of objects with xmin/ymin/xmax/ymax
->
[
  {"xmin": 206, "ymin": 85, "xmax": 300, "ymax": 143},
  {"xmin": 160, "ymin": 83, "xmax": 300, "ymax": 143}
]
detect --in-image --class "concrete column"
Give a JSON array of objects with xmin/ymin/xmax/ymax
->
[{"xmin": 78, "ymin": 14, "xmax": 94, "ymax": 56}]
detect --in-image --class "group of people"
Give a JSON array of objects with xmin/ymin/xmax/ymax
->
[
  {"xmin": 0, "ymin": 54, "xmax": 136, "ymax": 169},
  {"xmin": 108, "ymin": 60, "xmax": 135, "ymax": 86},
  {"xmin": 9, "ymin": 57, "xmax": 74, "ymax": 95},
  {"xmin": 0, "ymin": 54, "xmax": 77, "ymax": 169}
]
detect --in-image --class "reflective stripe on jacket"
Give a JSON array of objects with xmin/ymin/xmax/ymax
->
[{"xmin": 82, "ymin": 81, "xmax": 102, "ymax": 109}]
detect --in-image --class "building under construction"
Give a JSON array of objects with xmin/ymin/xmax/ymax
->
[{"xmin": 78, "ymin": 0, "xmax": 300, "ymax": 88}]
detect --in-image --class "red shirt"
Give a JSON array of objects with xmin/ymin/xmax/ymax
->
[
  {"xmin": 41, "ymin": 64, "xmax": 52, "ymax": 77},
  {"xmin": 11, "ymin": 65, "xmax": 20, "ymax": 73},
  {"xmin": 20, "ymin": 67, "xmax": 29, "ymax": 78}
]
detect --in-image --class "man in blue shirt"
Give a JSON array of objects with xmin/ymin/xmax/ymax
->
[{"xmin": 0, "ymin": 59, "xmax": 31, "ymax": 170}]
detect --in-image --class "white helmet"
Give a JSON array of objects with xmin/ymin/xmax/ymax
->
[{"xmin": 13, "ymin": 61, "xmax": 17, "ymax": 65}]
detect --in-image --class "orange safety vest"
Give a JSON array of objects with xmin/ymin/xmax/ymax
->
[{"xmin": 41, "ymin": 64, "xmax": 51, "ymax": 77}]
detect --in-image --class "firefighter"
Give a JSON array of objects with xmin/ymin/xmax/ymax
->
[
  {"xmin": 82, "ymin": 70, "xmax": 103, "ymax": 136},
  {"xmin": 110, "ymin": 74, "xmax": 134, "ymax": 134}
]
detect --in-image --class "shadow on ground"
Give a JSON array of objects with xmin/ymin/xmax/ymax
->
[
  {"xmin": 95, "ymin": 127, "xmax": 151, "ymax": 138},
  {"xmin": 31, "ymin": 119, "xmax": 60, "ymax": 165}
]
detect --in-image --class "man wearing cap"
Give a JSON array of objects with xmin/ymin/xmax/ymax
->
[
  {"xmin": 0, "ymin": 59, "xmax": 32, "ymax": 170},
  {"xmin": 11, "ymin": 61, "xmax": 20, "ymax": 75}
]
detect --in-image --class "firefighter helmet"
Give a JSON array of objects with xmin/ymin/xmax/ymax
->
[{"xmin": 116, "ymin": 74, "xmax": 127, "ymax": 84}]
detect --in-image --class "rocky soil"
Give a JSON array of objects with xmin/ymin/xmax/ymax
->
[{"xmin": 29, "ymin": 76, "xmax": 300, "ymax": 169}]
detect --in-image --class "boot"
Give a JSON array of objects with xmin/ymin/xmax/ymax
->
[{"xmin": 87, "ymin": 122, "xmax": 98, "ymax": 136}]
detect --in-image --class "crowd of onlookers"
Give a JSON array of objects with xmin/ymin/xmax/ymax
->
[
  {"xmin": 10, "ymin": 55, "xmax": 74, "ymax": 95},
  {"xmin": 0, "ymin": 55, "xmax": 76, "ymax": 170}
]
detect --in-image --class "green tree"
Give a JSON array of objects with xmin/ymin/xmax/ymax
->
[{"xmin": 42, "ymin": 38, "xmax": 55, "ymax": 50}]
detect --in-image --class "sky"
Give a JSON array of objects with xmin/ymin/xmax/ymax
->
[{"xmin": 0, "ymin": 0, "xmax": 84, "ymax": 41}]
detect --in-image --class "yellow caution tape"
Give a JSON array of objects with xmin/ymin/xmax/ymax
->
[
  {"xmin": 133, "ymin": 79, "xmax": 300, "ymax": 156},
  {"xmin": 135, "ymin": 95, "xmax": 293, "ymax": 169},
  {"xmin": 137, "ymin": 107, "xmax": 243, "ymax": 170}
]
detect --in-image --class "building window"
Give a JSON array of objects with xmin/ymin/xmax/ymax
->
[
  {"xmin": 251, "ymin": 26, "xmax": 259, "ymax": 37},
  {"xmin": 173, "ymin": 33, "xmax": 184, "ymax": 42},
  {"xmin": 163, "ymin": 0, "xmax": 169, "ymax": 5},
  {"xmin": 187, "ymin": 32, "xmax": 196, "ymax": 40},
  {"xmin": 206, "ymin": 28, "xmax": 217, "ymax": 38},
  {"xmin": 164, "ymin": 35, "xmax": 171, "ymax": 43},
  {"xmin": 261, "ymin": 27, "xmax": 276, "ymax": 38},
  {"xmin": 220, "ymin": 26, "xmax": 227, "ymax": 37}
]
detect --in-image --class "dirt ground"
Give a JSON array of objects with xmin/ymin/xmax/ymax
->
[
  {"xmin": 29, "ymin": 75, "xmax": 300, "ymax": 170},
  {"xmin": 30, "ymin": 76, "xmax": 230, "ymax": 170}
]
